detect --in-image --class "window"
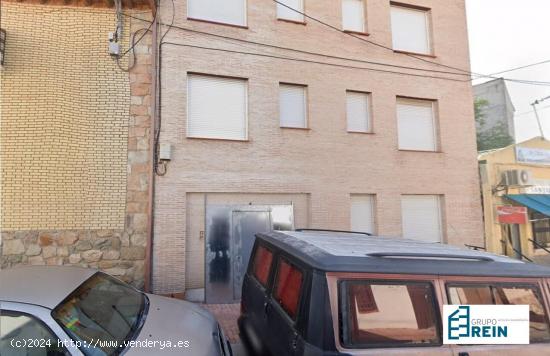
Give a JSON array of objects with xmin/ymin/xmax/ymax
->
[
  {"xmin": 390, "ymin": 4, "xmax": 431, "ymax": 55},
  {"xmin": 532, "ymin": 212, "xmax": 550, "ymax": 248},
  {"xmin": 397, "ymin": 98, "xmax": 437, "ymax": 151},
  {"xmin": 340, "ymin": 281, "xmax": 440, "ymax": 348},
  {"xmin": 351, "ymin": 195, "xmax": 375, "ymax": 234},
  {"xmin": 0, "ymin": 311, "xmax": 67, "ymax": 356},
  {"xmin": 252, "ymin": 244, "xmax": 274, "ymax": 287},
  {"xmin": 273, "ymin": 257, "xmax": 304, "ymax": 319},
  {"xmin": 401, "ymin": 195, "xmax": 442, "ymax": 243},
  {"xmin": 277, "ymin": 0, "xmax": 305, "ymax": 23},
  {"xmin": 346, "ymin": 91, "xmax": 371, "ymax": 133},
  {"xmin": 187, "ymin": 74, "xmax": 248, "ymax": 140},
  {"xmin": 279, "ymin": 84, "xmax": 307, "ymax": 128},
  {"xmin": 448, "ymin": 284, "xmax": 550, "ymax": 343},
  {"xmin": 342, "ymin": 0, "xmax": 365, "ymax": 33},
  {"xmin": 52, "ymin": 273, "xmax": 147, "ymax": 356},
  {"xmin": 187, "ymin": 0, "xmax": 247, "ymax": 27}
]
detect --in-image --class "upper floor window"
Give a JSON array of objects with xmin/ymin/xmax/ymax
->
[
  {"xmin": 342, "ymin": 0, "xmax": 366, "ymax": 33},
  {"xmin": 396, "ymin": 97, "xmax": 438, "ymax": 151},
  {"xmin": 390, "ymin": 3, "xmax": 432, "ymax": 55},
  {"xmin": 346, "ymin": 91, "xmax": 371, "ymax": 133},
  {"xmin": 279, "ymin": 83, "xmax": 308, "ymax": 129},
  {"xmin": 277, "ymin": 0, "xmax": 305, "ymax": 23},
  {"xmin": 187, "ymin": 74, "xmax": 248, "ymax": 140},
  {"xmin": 188, "ymin": 0, "xmax": 247, "ymax": 27}
]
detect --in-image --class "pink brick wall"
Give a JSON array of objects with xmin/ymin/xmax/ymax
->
[{"xmin": 153, "ymin": 0, "xmax": 483, "ymax": 294}]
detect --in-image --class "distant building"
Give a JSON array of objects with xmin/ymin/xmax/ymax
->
[
  {"xmin": 479, "ymin": 137, "xmax": 550, "ymax": 265},
  {"xmin": 473, "ymin": 78, "xmax": 516, "ymax": 150}
]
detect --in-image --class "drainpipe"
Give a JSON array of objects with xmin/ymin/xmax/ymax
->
[{"xmin": 144, "ymin": 5, "xmax": 158, "ymax": 293}]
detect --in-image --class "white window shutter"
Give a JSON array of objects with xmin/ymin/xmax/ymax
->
[
  {"xmin": 187, "ymin": 74, "xmax": 247, "ymax": 140},
  {"xmin": 390, "ymin": 6, "xmax": 430, "ymax": 54},
  {"xmin": 279, "ymin": 84, "xmax": 307, "ymax": 128},
  {"xmin": 347, "ymin": 91, "xmax": 370, "ymax": 132},
  {"xmin": 277, "ymin": 0, "xmax": 304, "ymax": 22},
  {"xmin": 188, "ymin": 0, "xmax": 247, "ymax": 27},
  {"xmin": 342, "ymin": 0, "xmax": 365, "ymax": 33},
  {"xmin": 351, "ymin": 195, "xmax": 375, "ymax": 234},
  {"xmin": 397, "ymin": 98, "xmax": 436, "ymax": 151},
  {"xmin": 401, "ymin": 195, "xmax": 442, "ymax": 243}
]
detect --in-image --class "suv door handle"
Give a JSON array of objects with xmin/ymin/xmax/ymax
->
[{"xmin": 263, "ymin": 301, "xmax": 270, "ymax": 315}]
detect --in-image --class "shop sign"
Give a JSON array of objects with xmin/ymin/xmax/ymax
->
[
  {"xmin": 496, "ymin": 206, "xmax": 528, "ymax": 224},
  {"xmin": 516, "ymin": 146, "xmax": 550, "ymax": 165}
]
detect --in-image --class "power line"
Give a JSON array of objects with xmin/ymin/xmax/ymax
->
[
  {"xmin": 162, "ymin": 41, "xmax": 469, "ymax": 82},
  {"xmin": 122, "ymin": 13, "xmax": 550, "ymax": 86},
  {"xmin": 271, "ymin": 0, "xmax": 550, "ymax": 85},
  {"xmin": 487, "ymin": 59, "xmax": 550, "ymax": 77},
  {"xmin": 516, "ymin": 105, "xmax": 550, "ymax": 118},
  {"xmin": 121, "ymin": 13, "xmax": 468, "ymax": 77}
]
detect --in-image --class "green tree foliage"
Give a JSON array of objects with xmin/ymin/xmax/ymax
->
[{"xmin": 475, "ymin": 98, "xmax": 514, "ymax": 151}]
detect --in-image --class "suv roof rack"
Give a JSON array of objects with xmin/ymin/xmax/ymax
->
[
  {"xmin": 366, "ymin": 252, "xmax": 494, "ymax": 262},
  {"xmin": 295, "ymin": 228, "xmax": 372, "ymax": 236}
]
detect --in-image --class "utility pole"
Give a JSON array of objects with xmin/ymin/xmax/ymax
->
[{"xmin": 531, "ymin": 95, "xmax": 550, "ymax": 139}]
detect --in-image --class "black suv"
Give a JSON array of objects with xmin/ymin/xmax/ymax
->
[{"xmin": 238, "ymin": 230, "xmax": 550, "ymax": 356}]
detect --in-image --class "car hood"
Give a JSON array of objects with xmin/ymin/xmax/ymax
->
[{"xmin": 124, "ymin": 294, "xmax": 223, "ymax": 355}]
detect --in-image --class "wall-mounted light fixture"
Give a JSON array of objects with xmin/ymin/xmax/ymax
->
[{"xmin": 0, "ymin": 29, "xmax": 6, "ymax": 66}]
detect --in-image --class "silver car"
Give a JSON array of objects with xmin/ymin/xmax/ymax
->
[{"xmin": 0, "ymin": 266, "xmax": 232, "ymax": 356}]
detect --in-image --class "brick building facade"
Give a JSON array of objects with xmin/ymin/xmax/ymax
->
[{"xmin": 153, "ymin": 0, "xmax": 484, "ymax": 299}]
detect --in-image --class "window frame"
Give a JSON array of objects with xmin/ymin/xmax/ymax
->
[
  {"xmin": 187, "ymin": 0, "xmax": 249, "ymax": 28},
  {"xmin": 400, "ymin": 194, "xmax": 444, "ymax": 243},
  {"xmin": 338, "ymin": 279, "xmax": 443, "ymax": 349},
  {"xmin": 279, "ymin": 82, "xmax": 309, "ymax": 130},
  {"xmin": 346, "ymin": 90, "xmax": 373, "ymax": 134},
  {"xmin": 276, "ymin": 0, "xmax": 306, "ymax": 24},
  {"xmin": 271, "ymin": 255, "xmax": 306, "ymax": 322},
  {"xmin": 342, "ymin": 0, "xmax": 368, "ymax": 35},
  {"xmin": 251, "ymin": 243, "xmax": 275, "ymax": 289},
  {"xmin": 186, "ymin": 72, "xmax": 249, "ymax": 141},
  {"xmin": 350, "ymin": 194, "xmax": 377, "ymax": 234},
  {"xmin": 396, "ymin": 96, "xmax": 440, "ymax": 152},
  {"xmin": 390, "ymin": 2, "xmax": 434, "ymax": 56},
  {"xmin": 445, "ymin": 281, "xmax": 550, "ymax": 343}
]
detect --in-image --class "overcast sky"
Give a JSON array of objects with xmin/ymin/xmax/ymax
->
[{"xmin": 466, "ymin": 0, "xmax": 550, "ymax": 143}]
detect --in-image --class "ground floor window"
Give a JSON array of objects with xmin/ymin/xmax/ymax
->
[{"xmin": 531, "ymin": 212, "xmax": 550, "ymax": 248}]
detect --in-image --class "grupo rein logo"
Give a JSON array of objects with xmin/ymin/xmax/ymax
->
[{"xmin": 443, "ymin": 305, "xmax": 530, "ymax": 344}]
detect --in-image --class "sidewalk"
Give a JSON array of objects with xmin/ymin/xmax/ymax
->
[{"xmin": 200, "ymin": 303, "xmax": 241, "ymax": 343}]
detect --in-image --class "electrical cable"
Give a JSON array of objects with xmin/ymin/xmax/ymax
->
[
  {"xmin": 271, "ymin": 0, "xmax": 550, "ymax": 86},
  {"xmin": 122, "ymin": 13, "xmax": 550, "ymax": 86},
  {"xmin": 161, "ymin": 41, "xmax": 467, "ymax": 82}
]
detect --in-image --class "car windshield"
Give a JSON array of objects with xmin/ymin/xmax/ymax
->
[{"xmin": 51, "ymin": 272, "xmax": 148, "ymax": 356}]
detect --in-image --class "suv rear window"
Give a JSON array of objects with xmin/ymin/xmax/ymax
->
[
  {"xmin": 340, "ymin": 281, "xmax": 440, "ymax": 348},
  {"xmin": 273, "ymin": 258, "xmax": 303, "ymax": 320},
  {"xmin": 252, "ymin": 244, "xmax": 274, "ymax": 287},
  {"xmin": 447, "ymin": 283, "xmax": 550, "ymax": 343}
]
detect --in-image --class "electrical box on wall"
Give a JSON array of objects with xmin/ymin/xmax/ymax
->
[
  {"xmin": 108, "ymin": 32, "xmax": 120, "ymax": 56},
  {"xmin": 159, "ymin": 143, "xmax": 172, "ymax": 161}
]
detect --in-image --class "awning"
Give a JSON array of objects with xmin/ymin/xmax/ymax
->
[{"xmin": 505, "ymin": 194, "xmax": 550, "ymax": 216}]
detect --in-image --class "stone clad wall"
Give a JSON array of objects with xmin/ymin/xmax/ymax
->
[
  {"xmin": 0, "ymin": 3, "xmax": 153, "ymax": 288},
  {"xmin": 2, "ymin": 230, "xmax": 145, "ymax": 284}
]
